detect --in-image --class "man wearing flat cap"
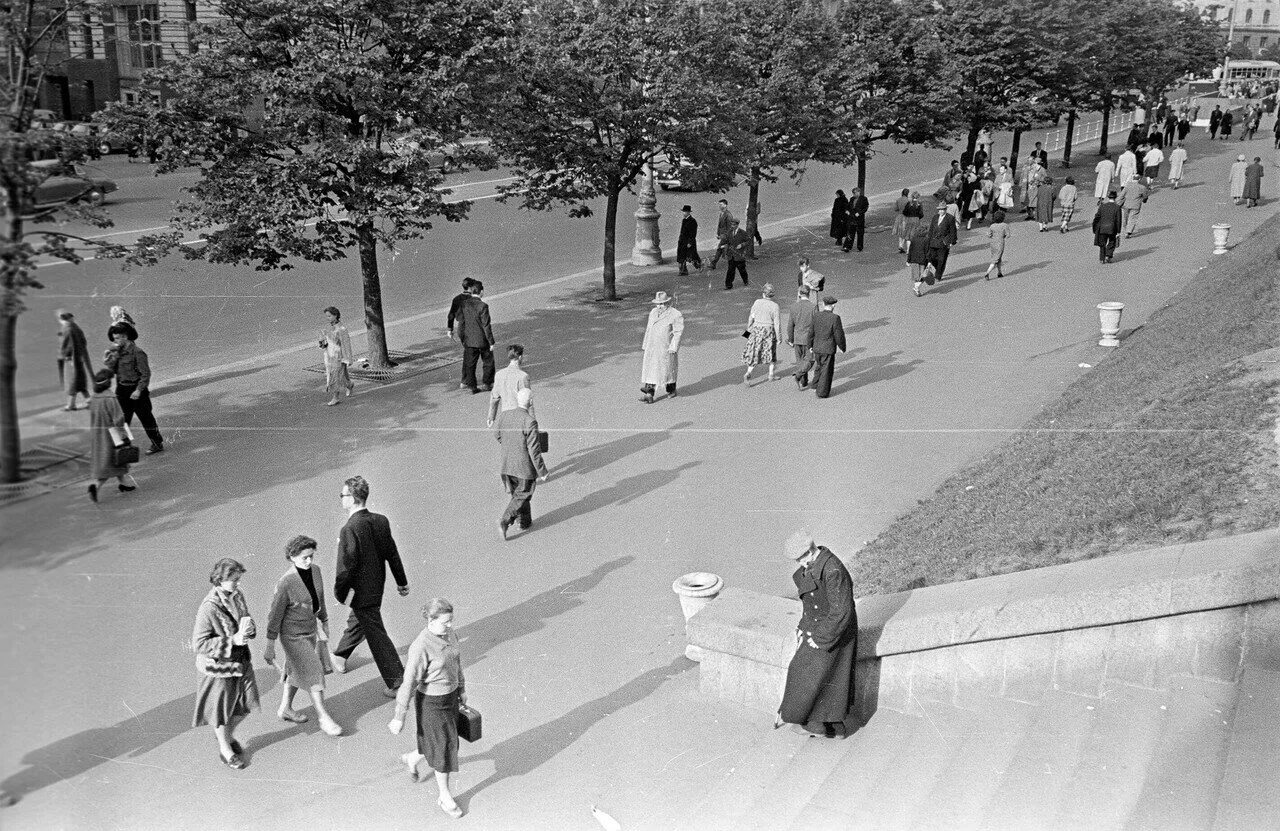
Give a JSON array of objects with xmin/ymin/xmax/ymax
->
[
  {"xmin": 776, "ymin": 530, "xmax": 857, "ymax": 738},
  {"xmin": 809, "ymin": 296, "xmax": 846, "ymax": 399}
]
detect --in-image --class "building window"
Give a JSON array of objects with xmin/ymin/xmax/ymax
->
[
  {"xmin": 1264, "ymin": 10, "xmax": 1271, "ymax": 24},
  {"xmin": 82, "ymin": 15, "xmax": 95, "ymax": 59},
  {"xmin": 120, "ymin": 4, "xmax": 164, "ymax": 69},
  {"xmin": 1261, "ymin": 37, "xmax": 1270, "ymax": 50},
  {"xmin": 1242, "ymin": 35, "xmax": 1252, "ymax": 48},
  {"xmin": 185, "ymin": 1, "xmax": 197, "ymax": 21},
  {"xmin": 1244, "ymin": 9, "xmax": 1252, "ymax": 23}
]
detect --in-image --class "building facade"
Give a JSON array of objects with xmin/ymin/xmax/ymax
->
[{"xmin": 1194, "ymin": 0, "xmax": 1280, "ymax": 57}]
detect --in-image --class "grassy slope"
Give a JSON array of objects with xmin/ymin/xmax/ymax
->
[{"xmin": 858, "ymin": 212, "xmax": 1280, "ymax": 595}]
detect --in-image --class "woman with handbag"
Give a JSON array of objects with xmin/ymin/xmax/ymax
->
[
  {"xmin": 741, "ymin": 283, "xmax": 781, "ymax": 386},
  {"xmin": 87, "ymin": 369, "xmax": 135, "ymax": 502},
  {"xmin": 264, "ymin": 535, "xmax": 343, "ymax": 736},
  {"xmin": 390, "ymin": 598, "xmax": 467, "ymax": 820},
  {"xmin": 192, "ymin": 558, "xmax": 260, "ymax": 770}
]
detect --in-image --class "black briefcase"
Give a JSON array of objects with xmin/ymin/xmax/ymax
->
[
  {"xmin": 537, "ymin": 431, "xmax": 549, "ymax": 453},
  {"xmin": 457, "ymin": 704, "xmax": 482, "ymax": 743}
]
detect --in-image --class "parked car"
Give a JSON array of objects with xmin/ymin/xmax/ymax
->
[
  {"xmin": 69, "ymin": 122, "xmax": 133, "ymax": 156},
  {"xmin": 25, "ymin": 159, "xmax": 118, "ymax": 207},
  {"xmin": 31, "ymin": 109, "xmax": 57, "ymax": 128},
  {"xmin": 653, "ymin": 154, "xmax": 734, "ymax": 192},
  {"xmin": 386, "ymin": 136, "xmax": 490, "ymax": 172}
]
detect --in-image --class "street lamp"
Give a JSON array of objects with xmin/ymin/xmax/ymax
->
[{"xmin": 631, "ymin": 156, "xmax": 663, "ymax": 266}]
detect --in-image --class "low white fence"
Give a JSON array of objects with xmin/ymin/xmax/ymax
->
[{"xmin": 1040, "ymin": 95, "xmax": 1193, "ymax": 154}]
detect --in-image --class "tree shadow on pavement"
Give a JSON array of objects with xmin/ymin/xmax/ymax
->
[
  {"xmin": 455, "ymin": 655, "xmax": 694, "ymax": 807},
  {"xmin": 533, "ymin": 462, "xmax": 701, "ymax": 533}
]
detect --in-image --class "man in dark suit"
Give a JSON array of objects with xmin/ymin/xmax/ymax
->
[
  {"xmin": 675, "ymin": 205, "xmax": 701, "ymax": 276},
  {"xmin": 723, "ymin": 219, "xmax": 750, "ymax": 290},
  {"xmin": 810, "ymin": 296, "xmax": 846, "ymax": 399},
  {"xmin": 842, "ymin": 187, "xmax": 870, "ymax": 252},
  {"xmin": 1092, "ymin": 190, "xmax": 1123, "ymax": 263},
  {"xmin": 446, "ymin": 277, "xmax": 477, "ymax": 340},
  {"xmin": 926, "ymin": 202, "xmax": 959, "ymax": 281},
  {"xmin": 496, "ymin": 388, "xmax": 549, "ymax": 539},
  {"xmin": 454, "ymin": 280, "xmax": 495, "ymax": 393},
  {"xmin": 786, "ymin": 285, "xmax": 816, "ymax": 390},
  {"xmin": 332, "ymin": 475, "xmax": 409, "ymax": 695}
]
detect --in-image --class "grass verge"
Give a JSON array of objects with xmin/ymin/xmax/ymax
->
[{"xmin": 857, "ymin": 211, "xmax": 1280, "ymax": 595}]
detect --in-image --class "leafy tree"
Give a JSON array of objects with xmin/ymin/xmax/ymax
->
[
  {"xmin": 1260, "ymin": 41, "xmax": 1280, "ymax": 63},
  {"xmin": 1, "ymin": 0, "xmax": 171, "ymax": 483},
  {"xmin": 111, "ymin": 0, "xmax": 508, "ymax": 368},
  {"xmin": 1129, "ymin": 0, "xmax": 1221, "ymax": 106},
  {"xmin": 481, "ymin": 0, "xmax": 743, "ymax": 301}
]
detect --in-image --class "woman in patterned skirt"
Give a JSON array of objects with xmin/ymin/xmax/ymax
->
[{"xmin": 742, "ymin": 283, "xmax": 781, "ymax": 386}]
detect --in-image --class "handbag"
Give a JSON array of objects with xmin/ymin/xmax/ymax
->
[
  {"xmin": 457, "ymin": 703, "xmax": 482, "ymax": 742},
  {"xmin": 109, "ymin": 423, "xmax": 139, "ymax": 466},
  {"xmin": 742, "ymin": 330, "xmax": 751, "ymax": 338}
]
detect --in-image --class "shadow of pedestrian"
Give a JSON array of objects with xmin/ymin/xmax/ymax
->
[
  {"xmin": 455, "ymin": 656, "xmax": 694, "ymax": 806},
  {"xmin": 554, "ymin": 423, "xmax": 692, "ymax": 478},
  {"xmin": 1000, "ymin": 260, "xmax": 1054, "ymax": 278},
  {"xmin": 829, "ymin": 352, "xmax": 924, "ymax": 397},
  {"xmin": 677, "ymin": 365, "xmax": 754, "ymax": 397},
  {"xmin": 533, "ymin": 462, "xmax": 701, "ymax": 533}
]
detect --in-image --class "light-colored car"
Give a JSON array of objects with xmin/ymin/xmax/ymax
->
[
  {"xmin": 26, "ymin": 159, "xmax": 118, "ymax": 207},
  {"xmin": 69, "ymin": 122, "xmax": 132, "ymax": 156},
  {"xmin": 385, "ymin": 136, "xmax": 490, "ymax": 172}
]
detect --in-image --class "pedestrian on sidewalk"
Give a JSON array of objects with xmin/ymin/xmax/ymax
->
[
  {"xmin": 331, "ymin": 475, "xmax": 409, "ymax": 695},
  {"xmin": 829, "ymin": 190, "xmax": 848, "ymax": 247},
  {"xmin": 748, "ymin": 199, "xmax": 763, "ymax": 255},
  {"xmin": 495, "ymin": 388, "xmax": 548, "ymax": 540},
  {"xmin": 453, "ymin": 281, "xmax": 495, "ymax": 394},
  {"xmin": 488, "ymin": 344, "xmax": 535, "ymax": 425},
  {"xmin": 809, "ymin": 297, "xmax": 846, "ymax": 399},
  {"xmin": 797, "ymin": 256, "xmax": 824, "ymax": 305},
  {"xmin": 675, "ymin": 205, "xmax": 701, "ymax": 275},
  {"xmin": 787, "ymin": 286, "xmax": 816, "ymax": 388},
  {"xmin": 1168, "ymin": 142, "xmax": 1188, "ymax": 189},
  {"xmin": 1244, "ymin": 157, "xmax": 1264, "ymax": 207},
  {"xmin": 1094, "ymin": 153, "xmax": 1116, "ymax": 202},
  {"xmin": 926, "ymin": 202, "xmax": 958, "ymax": 281},
  {"xmin": 1209, "ymin": 105, "xmax": 1222, "ymax": 139},
  {"xmin": 1092, "ymin": 191, "xmax": 1122, "ymax": 263},
  {"xmin": 390, "ymin": 598, "xmax": 467, "ymax": 819},
  {"xmin": 319, "ymin": 306, "xmax": 355, "ymax": 406},
  {"xmin": 1229, "ymin": 154, "xmax": 1248, "ymax": 204},
  {"xmin": 1221, "ymin": 110, "xmax": 1234, "ymax": 141},
  {"xmin": 1162, "ymin": 111, "xmax": 1177, "ymax": 147},
  {"xmin": 907, "ymin": 224, "xmax": 933, "ymax": 297},
  {"xmin": 1119, "ymin": 174, "xmax": 1149, "ymax": 238},
  {"xmin": 57, "ymin": 310, "xmax": 93, "ymax": 411},
  {"xmin": 1177, "ymin": 113, "xmax": 1191, "ymax": 142},
  {"xmin": 742, "ymin": 283, "xmax": 781, "ymax": 386},
  {"xmin": 192, "ymin": 558, "xmax": 260, "ymax": 771},
  {"xmin": 639, "ymin": 291, "xmax": 684, "ymax": 404},
  {"xmin": 723, "ymin": 219, "xmax": 750, "ymax": 289},
  {"xmin": 445, "ymin": 278, "xmax": 476, "ymax": 335},
  {"xmin": 87, "ymin": 368, "xmax": 135, "ymax": 502},
  {"xmin": 1142, "ymin": 144, "xmax": 1164, "ymax": 181},
  {"xmin": 774, "ymin": 530, "xmax": 856, "ymax": 738},
  {"xmin": 891, "ymin": 189, "xmax": 910, "ymax": 252},
  {"xmin": 1057, "ymin": 177, "xmax": 1078, "ymax": 233},
  {"xmin": 901, "ymin": 191, "xmax": 924, "ymax": 250},
  {"xmin": 842, "ymin": 187, "xmax": 869, "ymax": 252},
  {"xmin": 264, "ymin": 535, "xmax": 343, "ymax": 737},
  {"xmin": 104, "ymin": 323, "xmax": 165, "ymax": 455},
  {"xmin": 1035, "ymin": 175, "xmax": 1056, "ymax": 231},
  {"xmin": 1116, "ymin": 146, "xmax": 1138, "ymax": 189},
  {"xmin": 709, "ymin": 199, "xmax": 734, "ymax": 268},
  {"xmin": 985, "ymin": 210, "xmax": 1009, "ymax": 281}
]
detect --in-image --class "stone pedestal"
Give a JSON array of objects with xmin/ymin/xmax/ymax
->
[
  {"xmin": 672, "ymin": 572, "xmax": 723, "ymax": 661},
  {"xmin": 1212, "ymin": 223, "xmax": 1230, "ymax": 255},
  {"xmin": 1097, "ymin": 301, "xmax": 1125, "ymax": 347},
  {"xmin": 632, "ymin": 174, "xmax": 663, "ymax": 266}
]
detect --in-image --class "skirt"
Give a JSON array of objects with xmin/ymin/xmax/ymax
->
[
  {"xmin": 325, "ymin": 362, "xmax": 353, "ymax": 395},
  {"xmin": 415, "ymin": 689, "xmax": 460, "ymax": 773},
  {"xmin": 192, "ymin": 648, "xmax": 260, "ymax": 728},
  {"xmin": 742, "ymin": 325, "xmax": 777, "ymax": 366},
  {"xmin": 892, "ymin": 213, "xmax": 906, "ymax": 238}
]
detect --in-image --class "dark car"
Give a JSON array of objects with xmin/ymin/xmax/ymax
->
[
  {"xmin": 69, "ymin": 122, "xmax": 133, "ymax": 156},
  {"xmin": 25, "ymin": 160, "xmax": 118, "ymax": 207}
]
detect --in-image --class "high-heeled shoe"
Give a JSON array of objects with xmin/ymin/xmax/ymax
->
[
  {"xmin": 318, "ymin": 716, "xmax": 343, "ymax": 736},
  {"xmin": 118, "ymin": 484, "xmax": 137, "ymax": 492}
]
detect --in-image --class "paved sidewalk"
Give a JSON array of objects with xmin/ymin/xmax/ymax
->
[{"xmin": 2, "ymin": 126, "xmax": 1277, "ymax": 830}]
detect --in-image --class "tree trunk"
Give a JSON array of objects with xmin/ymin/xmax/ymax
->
[
  {"xmin": 356, "ymin": 222, "xmax": 395, "ymax": 369},
  {"xmin": 0, "ymin": 310, "xmax": 19, "ymax": 484},
  {"xmin": 601, "ymin": 185, "xmax": 619, "ymax": 301},
  {"xmin": 856, "ymin": 150, "xmax": 867, "ymax": 192},
  {"xmin": 745, "ymin": 166, "xmax": 761, "ymax": 259},
  {"xmin": 1009, "ymin": 127, "xmax": 1024, "ymax": 173},
  {"xmin": 1062, "ymin": 109, "xmax": 1077, "ymax": 167},
  {"xmin": 966, "ymin": 124, "xmax": 980, "ymax": 158},
  {"xmin": 1099, "ymin": 101, "xmax": 1111, "ymax": 156}
]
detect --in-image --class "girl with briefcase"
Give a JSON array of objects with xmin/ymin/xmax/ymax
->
[
  {"xmin": 87, "ymin": 369, "xmax": 138, "ymax": 503},
  {"xmin": 389, "ymin": 597, "xmax": 477, "ymax": 820}
]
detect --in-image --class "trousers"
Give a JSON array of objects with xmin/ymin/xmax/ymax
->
[
  {"xmin": 812, "ymin": 352, "xmax": 836, "ymax": 398},
  {"xmin": 115, "ymin": 384, "xmax": 164, "ymax": 448},
  {"xmin": 334, "ymin": 605, "xmax": 404, "ymax": 688},
  {"xmin": 927, "ymin": 246, "xmax": 951, "ymax": 281},
  {"xmin": 461, "ymin": 345, "xmax": 495, "ymax": 391},
  {"xmin": 500, "ymin": 475, "xmax": 535, "ymax": 529},
  {"xmin": 792, "ymin": 344, "xmax": 812, "ymax": 386}
]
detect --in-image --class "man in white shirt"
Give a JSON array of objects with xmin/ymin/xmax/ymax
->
[
  {"xmin": 1142, "ymin": 145, "xmax": 1164, "ymax": 182},
  {"xmin": 1115, "ymin": 147, "xmax": 1138, "ymax": 190},
  {"xmin": 487, "ymin": 344, "xmax": 534, "ymax": 427}
]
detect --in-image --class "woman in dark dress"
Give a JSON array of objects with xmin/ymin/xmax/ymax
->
[
  {"xmin": 192, "ymin": 558, "xmax": 260, "ymax": 770},
  {"xmin": 57, "ymin": 310, "xmax": 93, "ymax": 410},
  {"xmin": 775, "ymin": 530, "xmax": 857, "ymax": 738},
  {"xmin": 829, "ymin": 190, "xmax": 848, "ymax": 246}
]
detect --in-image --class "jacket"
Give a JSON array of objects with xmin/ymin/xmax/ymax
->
[
  {"xmin": 811, "ymin": 309, "xmax": 846, "ymax": 356},
  {"xmin": 846, "ymin": 194, "xmax": 870, "ymax": 227},
  {"xmin": 454, "ymin": 295, "xmax": 494, "ymax": 348},
  {"xmin": 677, "ymin": 215, "xmax": 698, "ymax": 246},
  {"xmin": 1093, "ymin": 202, "xmax": 1123, "ymax": 236},
  {"xmin": 334, "ymin": 509, "xmax": 408, "ymax": 608},
  {"xmin": 104, "ymin": 341, "xmax": 152, "ymax": 391},
  {"xmin": 496, "ymin": 407, "xmax": 548, "ymax": 481},
  {"xmin": 926, "ymin": 213, "xmax": 958, "ymax": 249},
  {"xmin": 787, "ymin": 300, "xmax": 815, "ymax": 347},
  {"xmin": 793, "ymin": 548, "xmax": 857, "ymax": 652},
  {"xmin": 192, "ymin": 587, "xmax": 253, "ymax": 677}
]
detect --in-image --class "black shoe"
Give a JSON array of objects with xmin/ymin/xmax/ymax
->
[
  {"xmin": 145, "ymin": 444, "xmax": 164, "ymax": 455},
  {"xmin": 230, "ymin": 740, "xmax": 244, "ymax": 755},
  {"xmin": 467, "ymin": 387, "xmax": 480, "ymax": 395},
  {"xmin": 666, "ymin": 390, "xmax": 677, "ymax": 399},
  {"xmin": 88, "ymin": 484, "xmax": 98, "ymax": 503},
  {"xmin": 118, "ymin": 484, "xmax": 136, "ymax": 493}
]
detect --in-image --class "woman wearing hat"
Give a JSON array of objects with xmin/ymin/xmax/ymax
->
[
  {"xmin": 639, "ymin": 291, "xmax": 684, "ymax": 403},
  {"xmin": 742, "ymin": 283, "xmax": 781, "ymax": 385},
  {"xmin": 87, "ymin": 368, "xmax": 135, "ymax": 502}
]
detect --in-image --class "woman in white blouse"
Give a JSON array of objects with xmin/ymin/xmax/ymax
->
[{"xmin": 742, "ymin": 283, "xmax": 782, "ymax": 385}]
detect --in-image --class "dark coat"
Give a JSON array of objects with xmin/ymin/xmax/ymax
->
[
  {"xmin": 59, "ymin": 321, "xmax": 94, "ymax": 397},
  {"xmin": 454, "ymin": 295, "xmax": 494, "ymax": 349},
  {"xmin": 1244, "ymin": 163, "xmax": 1264, "ymax": 200},
  {"xmin": 677, "ymin": 214, "xmax": 698, "ymax": 247},
  {"xmin": 787, "ymin": 299, "xmax": 815, "ymax": 347},
  {"xmin": 496, "ymin": 407, "xmax": 548, "ymax": 481},
  {"xmin": 446, "ymin": 291, "xmax": 471, "ymax": 331},
  {"xmin": 725, "ymin": 228, "xmax": 750, "ymax": 262},
  {"xmin": 1092, "ymin": 202, "xmax": 1123, "ymax": 246},
  {"xmin": 811, "ymin": 309, "xmax": 846, "ymax": 355},
  {"xmin": 794, "ymin": 548, "xmax": 857, "ymax": 651},
  {"xmin": 829, "ymin": 195, "xmax": 848, "ymax": 239},
  {"xmin": 906, "ymin": 229, "xmax": 931, "ymax": 266},
  {"xmin": 334, "ymin": 509, "xmax": 408, "ymax": 608},
  {"xmin": 846, "ymin": 194, "xmax": 870, "ymax": 228},
  {"xmin": 778, "ymin": 547, "xmax": 858, "ymax": 728},
  {"xmin": 926, "ymin": 212, "xmax": 958, "ymax": 249}
]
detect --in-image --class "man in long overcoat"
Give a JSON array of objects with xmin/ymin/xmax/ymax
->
[
  {"xmin": 1092, "ymin": 190, "xmax": 1123, "ymax": 263},
  {"xmin": 1243, "ymin": 157, "xmax": 1264, "ymax": 208},
  {"xmin": 57, "ymin": 310, "xmax": 94, "ymax": 410},
  {"xmin": 639, "ymin": 291, "xmax": 684, "ymax": 403},
  {"xmin": 810, "ymin": 297, "xmax": 846, "ymax": 399},
  {"xmin": 776, "ymin": 530, "xmax": 857, "ymax": 738},
  {"xmin": 675, "ymin": 205, "xmax": 701, "ymax": 275}
]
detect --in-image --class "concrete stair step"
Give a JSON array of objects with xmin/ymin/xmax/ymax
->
[
  {"xmin": 1212, "ymin": 667, "xmax": 1280, "ymax": 831},
  {"xmin": 906, "ymin": 697, "xmax": 1038, "ymax": 831},
  {"xmin": 670, "ymin": 725, "xmax": 809, "ymax": 831},
  {"xmin": 1127, "ymin": 677, "xmax": 1240, "ymax": 831},
  {"xmin": 1048, "ymin": 684, "xmax": 1170, "ymax": 831},
  {"xmin": 734, "ymin": 731, "xmax": 853, "ymax": 831},
  {"xmin": 803, "ymin": 700, "xmax": 973, "ymax": 830},
  {"xmin": 976, "ymin": 690, "xmax": 1099, "ymax": 831}
]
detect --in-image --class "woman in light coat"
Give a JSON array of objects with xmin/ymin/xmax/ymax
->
[
  {"xmin": 1228, "ymin": 155, "xmax": 1248, "ymax": 203},
  {"xmin": 264, "ymin": 535, "xmax": 342, "ymax": 736},
  {"xmin": 742, "ymin": 284, "xmax": 781, "ymax": 385},
  {"xmin": 639, "ymin": 291, "xmax": 684, "ymax": 403},
  {"xmin": 87, "ymin": 369, "xmax": 134, "ymax": 502},
  {"xmin": 192, "ymin": 558, "xmax": 260, "ymax": 770}
]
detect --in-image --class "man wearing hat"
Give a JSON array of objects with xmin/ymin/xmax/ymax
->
[
  {"xmin": 809, "ymin": 296, "xmax": 846, "ymax": 399},
  {"xmin": 639, "ymin": 290, "xmax": 684, "ymax": 403},
  {"xmin": 775, "ymin": 530, "xmax": 857, "ymax": 738},
  {"xmin": 723, "ymin": 219, "xmax": 751, "ymax": 290},
  {"xmin": 786, "ymin": 285, "xmax": 815, "ymax": 390},
  {"xmin": 925, "ymin": 201, "xmax": 958, "ymax": 282},
  {"xmin": 1092, "ymin": 190, "xmax": 1123, "ymax": 263},
  {"xmin": 675, "ymin": 205, "xmax": 701, "ymax": 276}
]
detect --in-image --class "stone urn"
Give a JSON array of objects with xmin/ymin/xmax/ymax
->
[
  {"xmin": 1212, "ymin": 223, "xmax": 1231, "ymax": 255},
  {"xmin": 1097, "ymin": 302, "xmax": 1125, "ymax": 347},
  {"xmin": 672, "ymin": 572, "xmax": 723, "ymax": 661}
]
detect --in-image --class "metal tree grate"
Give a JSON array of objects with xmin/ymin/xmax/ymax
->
[
  {"xmin": 0, "ymin": 444, "xmax": 88, "ymax": 506},
  {"xmin": 302, "ymin": 350, "xmax": 459, "ymax": 384}
]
